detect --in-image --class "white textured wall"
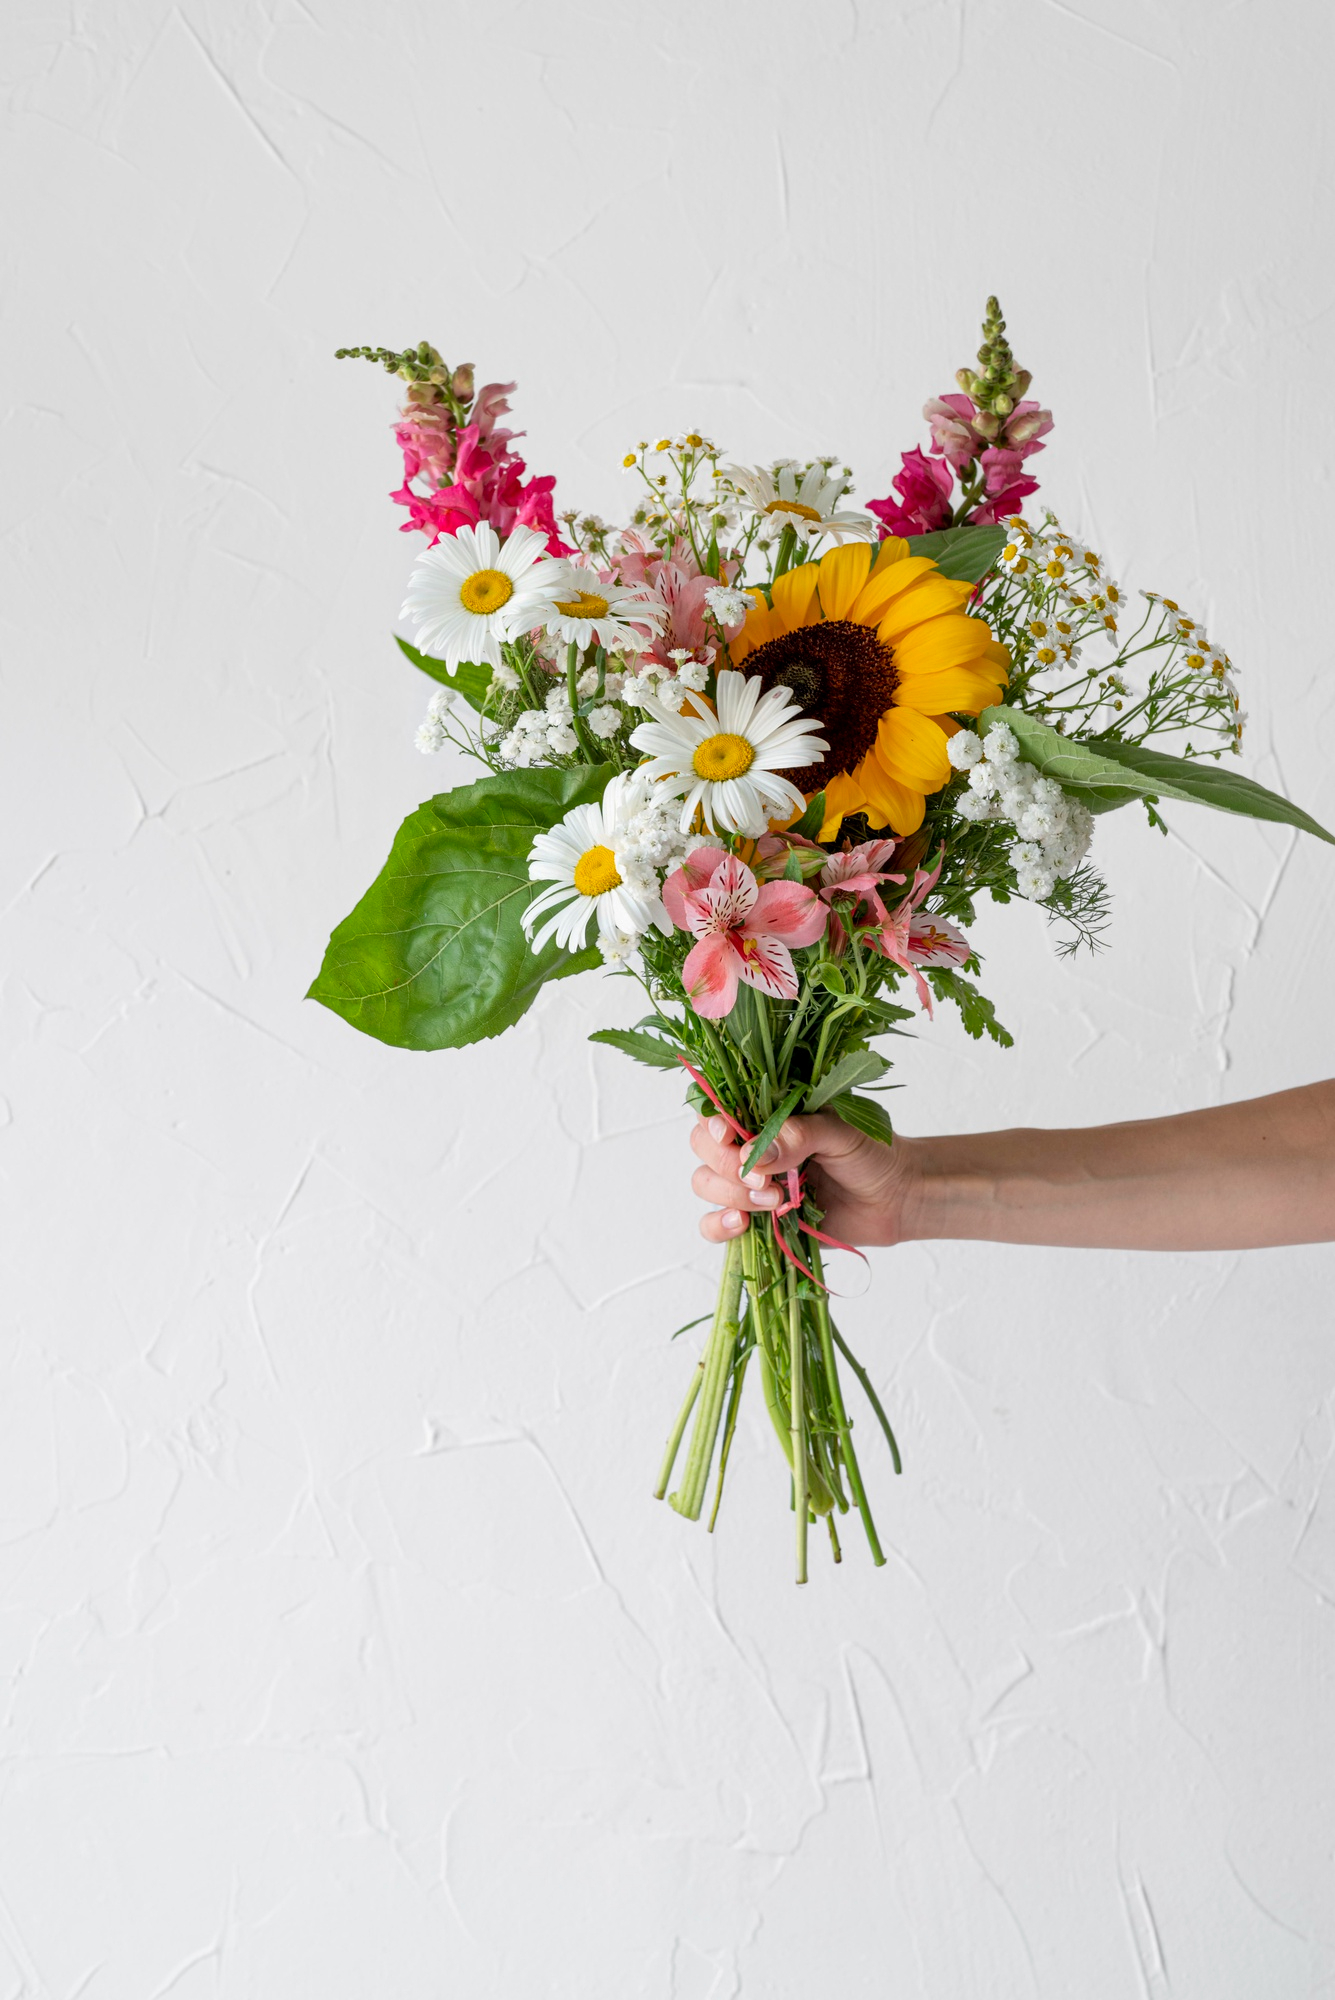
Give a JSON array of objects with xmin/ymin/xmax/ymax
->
[{"xmin": 4, "ymin": 3, "xmax": 1334, "ymax": 1994}]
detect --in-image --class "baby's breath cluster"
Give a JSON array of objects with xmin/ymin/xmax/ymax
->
[{"xmin": 949, "ymin": 723, "xmax": 1094, "ymax": 900}]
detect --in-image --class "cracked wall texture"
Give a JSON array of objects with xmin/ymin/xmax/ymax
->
[{"xmin": 3, "ymin": 1, "xmax": 1334, "ymax": 1995}]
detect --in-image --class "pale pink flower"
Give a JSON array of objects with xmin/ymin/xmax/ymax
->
[
  {"xmin": 615, "ymin": 538, "xmax": 744, "ymax": 673},
  {"xmin": 664, "ymin": 849, "xmax": 827, "ymax": 1017},
  {"xmin": 865, "ymin": 852, "xmax": 969, "ymax": 1010},
  {"xmin": 817, "ymin": 839, "xmax": 905, "ymax": 954}
]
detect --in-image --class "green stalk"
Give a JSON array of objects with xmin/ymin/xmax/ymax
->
[
  {"xmin": 771, "ymin": 523, "xmax": 798, "ymax": 580},
  {"xmin": 830, "ymin": 1320, "xmax": 903, "ymax": 1476},
  {"xmin": 565, "ymin": 641, "xmax": 600, "ymax": 761},
  {"xmin": 670, "ymin": 1234, "xmax": 745, "ymax": 1519},
  {"xmin": 655, "ymin": 1360, "xmax": 704, "ymax": 1500},
  {"xmin": 786, "ymin": 1242, "xmax": 809, "ymax": 1584},
  {"xmin": 708, "ymin": 1342, "xmax": 751, "ymax": 1532},
  {"xmin": 808, "ymin": 1237, "xmax": 885, "ymax": 1566}
]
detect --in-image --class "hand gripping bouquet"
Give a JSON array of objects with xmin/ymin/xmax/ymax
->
[{"xmin": 313, "ymin": 307, "xmax": 1331, "ymax": 1584}]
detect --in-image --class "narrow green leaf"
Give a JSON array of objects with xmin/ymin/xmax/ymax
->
[
  {"xmin": 307, "ymin": 763, "xmax": 614, "ymax": 1050},
  {"xmin": 905, "ymin": 524, "xmax": 1006, "ymax": 583},
  {"xmin": 805, "ymin": 1049, "xmax": 890, "ymax": 1113},
  {"xmin": 395, "ymin": 634, "xmax": 494, "ymax": 713},
  {"xmin": 588, "ymin": 1028, "xmax": 683, "ymax": 1070},
  {"xmin": 828, "ymin": 1091, "xmax": 895, "ymax": 1146},
  {"xmin": 790, "ymin": 791, "xmax": 827, "ymax": 839},
  {"xmin": 982, "ymin": 704, "xmax": 1334, "ymax": 843},
  {"xmin": 741, "ymin": 1083, "xmax": 807, "ymax": 1178}
]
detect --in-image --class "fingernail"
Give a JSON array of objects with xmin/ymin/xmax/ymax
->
[
  {"xmin": 721, "ymin": 1208, "xmax": 745, "ymax": 1233},
  {"xmin": 750, "ymin": 1186, "xmax": 780, "ymax": 1208},
  {"xmin": 743, "ymin": 1170, "xmax": 768, "ymax": 1190},
  {"xmin": 709, "ymin": 1116, "xmax": 728, "ymax": 1143}
]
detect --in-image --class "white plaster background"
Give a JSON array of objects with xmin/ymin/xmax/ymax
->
[{"xmin": 3, "ymin": 2, "xmax": 1334, "ymax": 1994}]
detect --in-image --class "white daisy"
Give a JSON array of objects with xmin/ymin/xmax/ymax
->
[
  {"xmin": 722, "ymin": 459, "xmax": 875, "ymax": 545},
  {"xmin": 543, "ymin": 571, "xmax": 668, "ymax": 653},
  {"xmin": 629, "ymin": 669, "xmax": 828, "ymax": 837},
  {"xmin": 522, "ymin": 772, "xmax": 669, "ymax": 955},
  {"xmin": 401, "ymin": 522, "xmax": 562, "ymax": 672}
]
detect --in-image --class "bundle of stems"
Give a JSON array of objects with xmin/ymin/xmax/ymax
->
[{"xmin": 652, "ymin": 1143, "xmax": 901, "ymax": 1585}]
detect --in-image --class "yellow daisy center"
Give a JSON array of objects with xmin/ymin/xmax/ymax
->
[
  {"xmin": 554, "ymin": 591, "xmax": 610, "ymax": 619},
  {"xmin": 692, "ymin": 732, "xmax": 755, "ymax": 781},
  {"xmin": 459, "ymin": 568, "xmax": 514, "ymax": 615},
  {"xmin": 764, "ymin": 498, "xmax": 822, "ymax": 523},
  {"xmin": 573, "ymin": 844, "xmax": 622, "ymax": 898}
]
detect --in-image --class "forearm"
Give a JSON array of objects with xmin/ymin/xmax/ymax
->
[{"xmin": 901, "ymin": 1082, "xmax": 1335, "ymax": 1251}]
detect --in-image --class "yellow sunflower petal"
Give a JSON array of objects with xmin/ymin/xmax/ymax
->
[
  {"xmin": 983, "ymin": 639, "xmax": 1012, "ymax": 679},
  {"xmin": 818, "ymin": 770, "xmax": 865, "ymax": 842},
  {"xmin": 893, "ymin": 668, "xmax": 1008, "ymax": 715},
  {"xmin": 856, "ymin": 755, "xmax": 926, "ymax": 834},
  {"xmin": 770, "ymin": 562, "xmax": 821, "ymax": 631},
  {"xmin": 875, "ymin": 708, "xmax": 953, "ymax": 787},
  {"xmin": 874, "ymin": 573, "xmax": 976, "ymax": 641},
  {"xmin": 893, "ymin": 612, "xmax": 996, "ymax": 676},
  {"xmin": 817, "ymin": 542, "xmax": 874, "ymax": 621},
  {"xmin": 868, "ymin": 536, "xmax": 911, "ymax": 576},
  {"xmin": 847, "ymin": 554, "xmax": 939, "ymax": 625}
]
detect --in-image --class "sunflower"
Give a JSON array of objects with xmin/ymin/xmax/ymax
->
[{"xmin": 727, "ymin": 538, "xmax": 1010, "ymax": 836}]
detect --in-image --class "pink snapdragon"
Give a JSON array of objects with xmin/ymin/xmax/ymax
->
[
  {"xmin": 866, "ymin": 447, "xmax": 954, "ymax": 538},
  {"xmin": 664, "ymin": 849, "xmax": 827, "ymax": 1018},
  {"xmin": 391, "ymin": 378, "xmax": 569, "ymax": 555}
]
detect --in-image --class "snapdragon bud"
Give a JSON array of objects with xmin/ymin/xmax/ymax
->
[{"xmin": 451, "ymin": 363, "xmax": 475, "ymax": 402}]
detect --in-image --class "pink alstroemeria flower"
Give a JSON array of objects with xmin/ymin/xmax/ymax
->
[
  {"xmin": 865, "ymin": 852, "xmax": 969, "ymax": 1011},
  {"xmin": 818, "ymin": 839, "xmax": 906, "ymax": 954},
  {"xmin": 664, "ymin": 849, "xmax": 827, "ymax": 1018}
]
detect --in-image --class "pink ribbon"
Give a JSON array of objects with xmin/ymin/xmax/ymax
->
[{"xmin": 677, "ymin": 1056, "xmax": 869, "ymax": 1292}]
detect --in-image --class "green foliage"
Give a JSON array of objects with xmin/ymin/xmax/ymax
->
[
  {"xmin": 805, "ymin": 1050, "xmax": 891, "ymax": 1112},
  {"xmin": 307, "ymin": 764, "xmax": 614, "ymax": 1050},
  {"xmin": 982, "ymin": 704, "xmax": 1334, "ymax": 842},
  {"xmin": 395, "ymin": 635, "xmax": 493, "ymax": 713},
  {"xmin": 588, "ymin": 1028, "xmax": 683, "ymax": 1070},
  {"xmin": 790, "ymin": 791, "xmax": 827, "ymax": 839},
  {"xmin": 926, "ymin": 969, "xmax": 1015, "ymax": 1047},
  {"xmin": 904, "ymin": 524, "xmax": 1005, "ymax": 583},
  {"xmin": 742, "ymin": 1084, "xmax": 808, "ymax": 1178},
  {"xmin": 828, "ymin": 1091, "xmax": 895, "ymax": 1146}
]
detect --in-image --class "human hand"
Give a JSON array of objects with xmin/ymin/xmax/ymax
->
[{"xmin": 688, "ymin": 1112, "xmax": 920, "ymax": 1248}]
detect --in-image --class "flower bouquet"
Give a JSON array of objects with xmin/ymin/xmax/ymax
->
[{"xmin": 312, "ymin": 304, "xmax": 1330, "ymax": 1582}]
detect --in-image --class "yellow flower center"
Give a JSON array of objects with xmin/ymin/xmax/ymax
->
[
  {"xmin": 572, "ymin": 844, "xmax": 622, "ymax": 898},
  {"xmin": 764, "ymin": 498, "xmax": 822, "ymax": 522},
  {"xmin": 459, "ymin": 568, "xmax": 514, "ymax": 615},
  {"xmin": 554, "ymin": 591, "xmax": 610, "ymax": 620},
  {"xmin": 692, "ymin": 732, "xmax": 755, "ymax": 781}
]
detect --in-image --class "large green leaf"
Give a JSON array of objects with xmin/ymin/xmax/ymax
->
[
  {"xmin": 395, "ymin": 634, "xmax": 493, "ymax": 713},
  {"xmin": 828, "ymin": 1091, "xmax": 894, "ymax": 1147},
  {"xmin": 981, "ymin": 705, "xmax": 1333, "ymax": 843},
  {"xmin": 904, "ymin": 524, "xmax": 1005, "ymax": 583},
  {"xmin": 308, "ymin": 764, "xmax": 615, "ymax": 1050}
]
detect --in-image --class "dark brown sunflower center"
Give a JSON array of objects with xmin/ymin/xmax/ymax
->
[{"xmin": 742, "ymin": 618, "xmax": 898, "ymax": 792}]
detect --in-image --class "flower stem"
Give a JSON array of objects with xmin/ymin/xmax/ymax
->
[
  {"xmin": 786, "ymin": 1242, "xmax": 809, "ymax": 1584},
  {"xmin": 670, "ymin": 1234, "xmax": 745, "ymax": 1520},
  {"xmin": 655, "ymin": 1360, "xmax": 704, "ymax": 1500},
  {"xmin": 808, "ymin": 1237, "xmax": 886, "ymax": 1566},
  {"xmin": 566, "ymin": 641, "xmax": 600, "ymax": 761}
]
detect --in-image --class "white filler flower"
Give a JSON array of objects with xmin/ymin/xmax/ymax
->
[
  {"xmin": 630, "ymin": 668, "xmax": 828, "ymax": 837},
  {"xmin": 522, "ymin": 773, "xmax": 668, "ymax": 955},
  {"xmin": 401, "ymin": 522, "xmax": 561, "ymax": 671}
]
